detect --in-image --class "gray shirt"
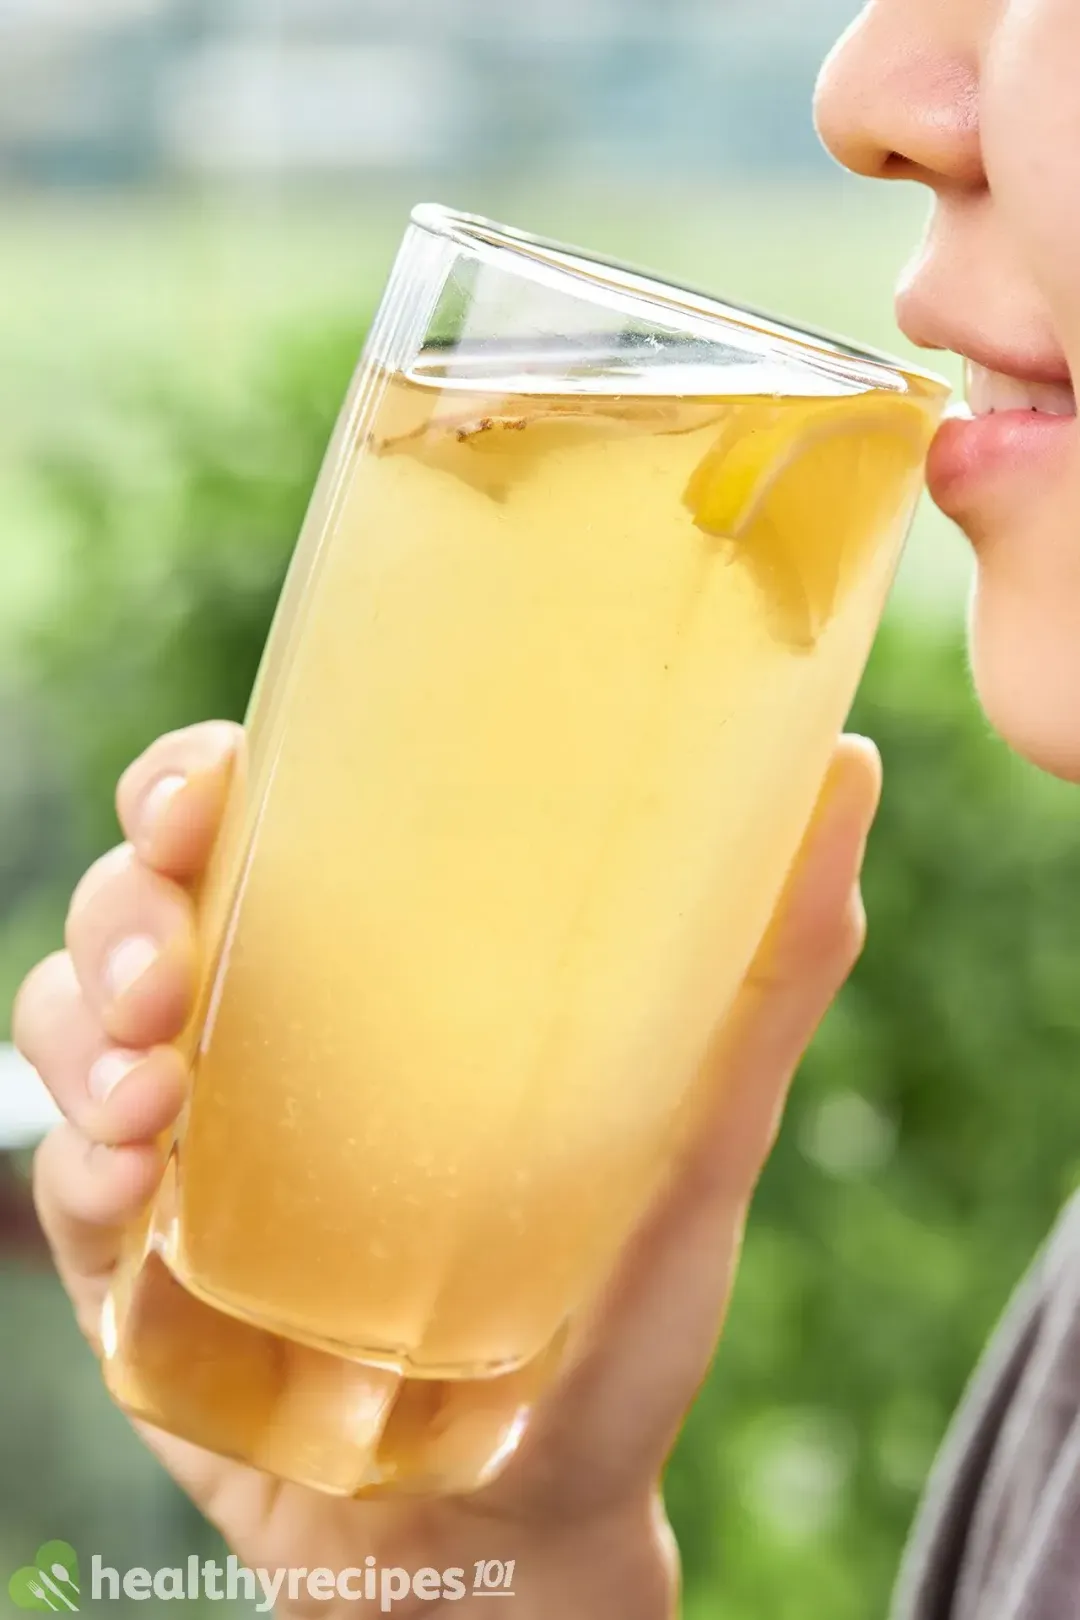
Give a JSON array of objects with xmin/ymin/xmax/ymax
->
[{"xmin": 896, "ymin": 1197, "xmax": 1080, "ymax": 1620}]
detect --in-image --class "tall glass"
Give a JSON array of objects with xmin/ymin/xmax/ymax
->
[{"xmin": 101, "ymin": 206, "xmax": 948, "ymax": 1497}]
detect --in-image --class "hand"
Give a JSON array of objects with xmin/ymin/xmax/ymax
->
[{"xmin": 14, "ymin": 722, "xmax": 880, "ymax": 1619}]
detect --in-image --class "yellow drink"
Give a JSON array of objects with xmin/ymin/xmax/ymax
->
[
  {"xmin": 175, "ymin": 368, "xmax": 936, "ymax": 1379},
  {"xmin": 101, "ymin": 206, "xmax": 947, "ymax": 1497}
]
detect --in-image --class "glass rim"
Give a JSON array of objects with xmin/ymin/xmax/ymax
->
[{"xmin": 410, "ymin": 203, "xmax": 950, "ymax": 396}]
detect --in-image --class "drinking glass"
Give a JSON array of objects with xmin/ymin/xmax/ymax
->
[{"xmin": 101, "ymin": 205, "xmax": 949, "ymax": 1497}]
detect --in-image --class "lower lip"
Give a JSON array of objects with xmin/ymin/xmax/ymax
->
[{"xmin": 926, "ymin": 408, "xmax": 1075, "ymax": 513}]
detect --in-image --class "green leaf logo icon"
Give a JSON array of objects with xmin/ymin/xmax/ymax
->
[{"xmin": 9, "ymin": 1542, "xmax": 80, "ymax": 1611}]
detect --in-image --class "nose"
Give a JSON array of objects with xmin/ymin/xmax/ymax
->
[{"xmin": 814, "ymin": 2, "xmax": 984, "ymax": 190}]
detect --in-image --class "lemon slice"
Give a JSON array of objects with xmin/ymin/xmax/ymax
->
[{"xmin": 684, "ymin": 393, "xmax": 934, "ymax": 651}]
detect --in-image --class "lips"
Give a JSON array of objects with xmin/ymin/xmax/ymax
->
[{"xmin": 924, "ymin": 358, "xmax": 1077, "ymax": 514}]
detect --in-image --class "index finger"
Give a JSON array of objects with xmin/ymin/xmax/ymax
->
[{"xmin": 116, "ymin": 722, "xmax": 243, "ymax": 884}]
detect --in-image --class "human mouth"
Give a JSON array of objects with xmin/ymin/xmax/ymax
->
[
  {"xmin": 926, "ymin": 357, "xmax": 1076, "ymax": 514},
  {"xmin": 963, "ymin": 361, "xmax": 1076, "ymax": 419}
]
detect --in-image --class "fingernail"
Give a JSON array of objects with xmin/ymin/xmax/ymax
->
[
  {"xmin": 89, "ymin": 1048, "xmax": 143, "ymax": 1104},
  {"xmin": 197, "ymin": 723, "xmax": 242, "ymax": 766},
  {"xmin": 105, "ymin": 936, "xmax": 159, "ymax": 1001},
  {"xmin": 141, "ymin": 774, "xmax": 187, "ymax": 839}
]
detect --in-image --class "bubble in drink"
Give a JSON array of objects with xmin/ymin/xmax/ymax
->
[{"xmin": 102, "ymin": 335, "xmax": 941, "ymax": 1496}]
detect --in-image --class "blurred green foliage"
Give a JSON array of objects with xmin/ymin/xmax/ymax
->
[{"xmin": 4, "ymin": 321, "xmax": 1080, "ymax": 1620}]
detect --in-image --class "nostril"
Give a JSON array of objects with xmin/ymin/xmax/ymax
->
[
  {"xmin": 815, "ymin": 11, "xmax": 984, "ymax": 191},
  {"xmin": 882, "ymin": 151, "xmax": 916, "ymax": 179}
]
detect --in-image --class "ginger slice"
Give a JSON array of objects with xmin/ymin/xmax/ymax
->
[{"xmin": 374, "ymin": 395, "xmax": 725, "ymax": 503}]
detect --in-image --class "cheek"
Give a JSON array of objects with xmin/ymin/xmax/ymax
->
[
  {"xmin": 971, "ymin": 0, "xmax": 1080, "ymax": 780},
  {"xmin": 983, "ymin": 0, "xmax": 1080, "ymax": 345}
]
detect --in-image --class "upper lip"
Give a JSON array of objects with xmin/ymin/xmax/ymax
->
[{"xmin": 896, "ymin": 298, "xmax": 1073, "ymax": 390}]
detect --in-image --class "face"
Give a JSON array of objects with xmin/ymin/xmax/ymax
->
[{"xmin": 816, "ymin": 0, "xmax": 1080, "ymax": 780}]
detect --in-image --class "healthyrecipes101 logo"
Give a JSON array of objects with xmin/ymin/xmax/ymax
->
[
  {"xmin": 8, "ymin": 1544, "xmax": 518, "ymax": 1611},
  {"xmin": 8, "ymin": 1541, "xmax": 81, "ymax": 1611}
]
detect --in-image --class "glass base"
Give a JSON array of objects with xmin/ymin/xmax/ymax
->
[{"xmin": 101, "ymin": 1253, "xmax": 564, "ymax": 1498}]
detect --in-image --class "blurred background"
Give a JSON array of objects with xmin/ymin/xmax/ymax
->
[{"xmin": 3, "ymin": 4, "xmax": 1079, "ymax": 1619}]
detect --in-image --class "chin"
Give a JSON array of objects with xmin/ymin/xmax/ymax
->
[{"xmin": 970, "ymin": 573, "xmax": 1080, "ymax": 784}]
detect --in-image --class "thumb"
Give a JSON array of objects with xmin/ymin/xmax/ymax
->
[
  {"xmin": 747, "ymin": 732, "xmax": 882, "ymax": 1002},
  {"xmin": 499, "ymin": 735, "xmax": 882, "ymax": 1514}
]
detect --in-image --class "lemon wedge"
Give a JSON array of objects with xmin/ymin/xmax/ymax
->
[{"xmin": 684, "ymin": 393, "xmax": 934, "ymax": 651}]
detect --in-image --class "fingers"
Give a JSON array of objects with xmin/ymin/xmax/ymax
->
[
  {"xmin": 65, "ymin": 847, "xmax": 198, "ymax": 1048},
  {"xmin": 116, "ymin": 721, "xmax": 241, "ymax": 883},
  {"xmin": 32, "ymin": 1128, "xmax": 167, "ymax": 1344},
  {"xmin": 15, "ymin": 947, "xmax": 189, "ymax": 1347},
  {"xmin": 509, "ymin": 736, "xmax": 881, "ymax": 1514},
  {"xmin": 12, "ymin": 725, "xmax": 237, "ymax": 1351},
  {"xmin": 58, "ymin": 719, "xmax": 242, "ymax": 1050},
  {"xmin": 13, "ymin": 952, "xmax": 188, "ymax": 1145}
]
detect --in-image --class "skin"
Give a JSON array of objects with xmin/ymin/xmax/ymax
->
[
  {"xmin": 817, "ymin": 0, "xmax": 1080, "ymax": 781},
  {"xmin": 21, "ymin": 0, "xmax": 1080, "ymax": 1610},
  {"xmin": 16, "ymin": 729, "xmax": 877, "ymax": 1619}
]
